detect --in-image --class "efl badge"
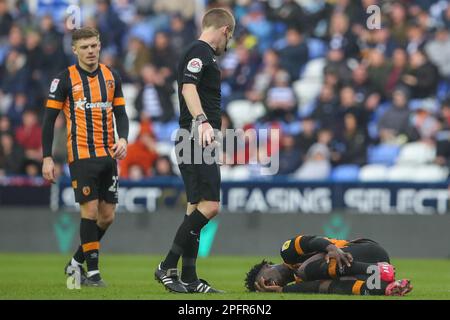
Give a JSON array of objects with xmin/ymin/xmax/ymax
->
[
  {"xmin": 82, "ymin": 186, "xmax": 91, "ymax": 196},
  {"xmin": 187, "ymin": 58, "xmax": 203, "ymax": 73},
  {"xmin": 50, "ymin": 79, "xmax": 60, "ymax": 93}
]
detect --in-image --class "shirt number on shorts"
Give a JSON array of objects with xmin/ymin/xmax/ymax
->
[{"xmin": 109, "ymin": 176, "xmax": 118, "ymax": 192}]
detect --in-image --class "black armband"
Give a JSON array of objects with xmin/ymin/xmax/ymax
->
[
  {"xmin": 42, "ymin": 107, "xmax": 61, "ymax": 158},
  {"xmin": 113, "ymin": 107, "xmax": 129, "ymax": 142}
]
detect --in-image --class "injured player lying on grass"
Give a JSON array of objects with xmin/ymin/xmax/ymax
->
[{"xmin": 245, "ymin": 234, "xmax": 412, "ymax": 296}]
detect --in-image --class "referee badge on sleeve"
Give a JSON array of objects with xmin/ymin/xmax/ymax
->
[{"xmin": 187, "ymin": 58, "xmax": 203, "ymax": 73}]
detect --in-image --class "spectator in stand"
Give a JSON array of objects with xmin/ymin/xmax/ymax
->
[
  {"xmin": 311, "ymin": 84, "xmax": 339, "ymax": 130},
  {"xmin": 169, "ymin": 14, "xmax": 196, "ymax": 61},
  {"xmin": 366, "ymin": 48, "xmax": 392, "ymax": 97},
  {"xmin": 351, "ymin": 64, "xmax": 376, "ymax": 106},
  {"xmin": 1, "ymin": 48, "xmax": 28, "ymax": 99},
  {"xmin": 0, "ymin": 0, "xmax": 13, "ymax": 40},
  {"xmin": 152, "ymin": 0, "xmax": 195, "ymax": 21},
  {"xmin": 408, "ymin": 101, "xmax": 440, "ymax": 142},
  {"xmin": 119, "ymin": 120, "xmax": 159, "ymax": 179},
  {"xmin": 134, "ymin": 64, "xmax": 175, "ymax": 123},
  {"xmin": 39, "ymin": 15, "xmax": 67, "ymax": 83},
  {"xmin": 239, "ymin": 2, "xmax": 273, "ymax": 53},
  {"xmin": 334, "ymin": 112, "xmax": 368, "ymax": 166},
  {"xmin": 323, "ymin": 48, "xmax": 352, "ymax": 86},
  {"xmin": 405, "ymin": 23, "xmax": 428, "ymax": 55},
  {"xmin": 337, "ymin": 86, "xmax": 368, "ymax": 132},
  {"xmin": 23, "ymin": 159, "xmax": 40, "ymax": 177},
  {"xmin": 225, "ymin": 44, "xmax": 258, "ymax": 100},
  {"xmin": 245, "ymin": 48, "xmax": 279, "ymax": 103},
  {"xmin": 277, "ymin": 27, "xmax": 309, "ymax": 81},
  {"xmin": 0, "ymin": 115, "xmax": 12, "ymax": 136},
  {"xmin": 294, "ymin": 128, "xmax": 333, "ymax": 181},
  {"xmin": 123, "ymin": 37, "xmax": 151, "ymax": 82},
  {"xmin": 378, "ymin": 86, "xmax": 413, "ymax": 144},
  {"xmin": 278, "ymin": 134, "xmax": 302, "ymax": 175},
  {"xmin": 153, "ymin": 155, "xmax": 176, "ymax": 177},
  {"xmin": 295, "ymin": 117, "xmax": 317, "ymax": 160},
  {"xmin": 266, "ymin": 0, "xmax": 309, "ymax": 32},
  {"xmin": 385, "ymin": 48, "xmax": 408, "ymax": 96},
  {"xmin": 402, "ymin": 50, "xmax": 439, "ymax": 99},
  {"xmin": 367, "ymin": 27, "xmax": 398, "ymax": 58},
  {"xmin": 263, "ymin": 69, "xmax": 297, "ymax": 122},
  {"xmin": 0, "ymin": 133, "xmax": 25, "ymax": 175},
  {"xmin": 150, "ymin": 31, "xmax": 177, "ymax": 83},
  {"xmin": 327, "ymin": 12, "xmax": 359, "ymax": 58},
  {"xmin": 96, "ymin": 0, "xmax": 127, "ymax": 53},
  {"xmin": 425, "ymin": 27, "xmax": 450, "ymax": 82},
  {"xmin": 435, "ymin": 100, "xmax": 450, "ymax": 168},
  {"xmin": 388, "ymin": 2, "xmax": 409, "ymax": 47},
  {"xmin": 15, "ymin": 110, "xmax": 42, "ymax": 162},
  {"xmin": 6, "ymin": 24, "xmax": 25, "ymax": 52}
]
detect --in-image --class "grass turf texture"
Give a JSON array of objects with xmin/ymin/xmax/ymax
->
[{"xmin": 0, "ymin": 254, "xmax": 449, "ymax": 300}]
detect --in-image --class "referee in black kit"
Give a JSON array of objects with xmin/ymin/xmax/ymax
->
[{"xmin": 154, "ymin": 8, "xmax": 235, "ymax": 293}]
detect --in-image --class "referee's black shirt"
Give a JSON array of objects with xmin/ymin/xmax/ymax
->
[{"xmin": 177, "ymin": 40, "xmax": 222, "ymax": 130}]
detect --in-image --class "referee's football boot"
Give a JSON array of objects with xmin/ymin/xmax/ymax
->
[
  {"xmin": 64, "ymin": 262, "xmax": 87, "ymax": 285},
  {"xmin": 154, "ymin": 262, "xmax": 188, "ymax": 293},
  {"xmin": 182, "ymin": 279, "xmax": 225, "ymax": 294}
]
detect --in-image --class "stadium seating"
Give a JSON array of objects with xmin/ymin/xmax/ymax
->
[
  {"xmin": 367, "ymin": 144, "xmax": 400, "ymax": 166},
  {"xmin": 330, "ymin": 164, "xmax": 360, "ymax": 182},
  {"xmin": 359, "ymin": 164, "xmax": 390, "ymax": 182},
  {"xmin": 396, "ymin": 142, "xmax": 436, "ymax": 165},
  {"xmin": 227, "ymin": 100, "xmax": 265, "ymax": 129}
]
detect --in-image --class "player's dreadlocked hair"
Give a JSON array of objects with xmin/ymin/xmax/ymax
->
[{"xmin": 244, "ymin": 260, "xmax": 273, "ymax": 292}]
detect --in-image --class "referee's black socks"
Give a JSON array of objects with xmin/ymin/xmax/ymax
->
[{"xmin": 162, "ymin": 209, "xmax": 209, "ymax": 277}]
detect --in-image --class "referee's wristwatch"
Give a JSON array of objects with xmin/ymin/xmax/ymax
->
[{"xmin": 195, "ymin": 114, "xmax": 209, "ymax": 124}]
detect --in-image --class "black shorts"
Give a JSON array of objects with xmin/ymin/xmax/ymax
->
[
  {"xmin": 343, "ymin": 239, "xmax": 390, "ymax": 264},
  {"xmin": 176, "ymin": 129, "xmax": 221, "ymax": 204},
  {"xmin": 69, "ymin": 156, "xmax": 119, "ymax": 204}
]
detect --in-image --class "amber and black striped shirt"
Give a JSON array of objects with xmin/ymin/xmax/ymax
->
[{"xmin": 45, "ymin": 63, "xmax": 125, "ymax": 163}]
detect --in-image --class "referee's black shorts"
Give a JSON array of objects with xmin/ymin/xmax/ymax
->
[
  {"xmin": 69, "ymin": 156, "xmax": 119, "ymax": 204},
  {"xmin": 176, "ymin": 129, "xmax": 221, "ymax": 204}
]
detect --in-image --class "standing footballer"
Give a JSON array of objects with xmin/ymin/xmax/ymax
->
[
  {"xmin": 154, "ymin": 8, "xmax": 235, "ymax": 293},
  {"xmin": 42, "ymin": 27, "xmax": 129, "ymax": 287}
]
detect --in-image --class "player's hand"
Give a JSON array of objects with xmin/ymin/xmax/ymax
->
[
  {"xmin": 42, "ymin": 157, "xmax": 56, "ymax": 183},
  {"xmin": 325, "ymin": 245, "xmax": 353, "ymax": 271},
  {"xmin": 254, "ymin": 277, "xmax": 282, "ymax": 293},
  {"xmin": 198, "ymin": 121, "xmax": 215, "ymax": 148},
  {"xmin": 112, "ymin": 138, "xmax": 127, "ymax": 160}
]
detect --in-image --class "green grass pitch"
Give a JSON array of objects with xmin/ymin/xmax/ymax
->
[{"xmin": 0, "ymin": 254, "xmax": 449, "ymax": 300}]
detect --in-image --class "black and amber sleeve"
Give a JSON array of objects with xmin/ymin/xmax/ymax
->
[
  {"xmin": 42, "ymin": 69, "xmax": 69, "ymax": 158},
  {"xmin": 280, "ymin": 235, "xmax": 334, "ymax": 265},
  {"xmin": 111, "ymin": 69, "xmax": 129, "ymax": 142}
]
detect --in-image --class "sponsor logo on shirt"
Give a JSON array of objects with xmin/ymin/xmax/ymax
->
[{"xmin": 75, "ymin": 97, "xmax": 112, "ymax": 110}]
